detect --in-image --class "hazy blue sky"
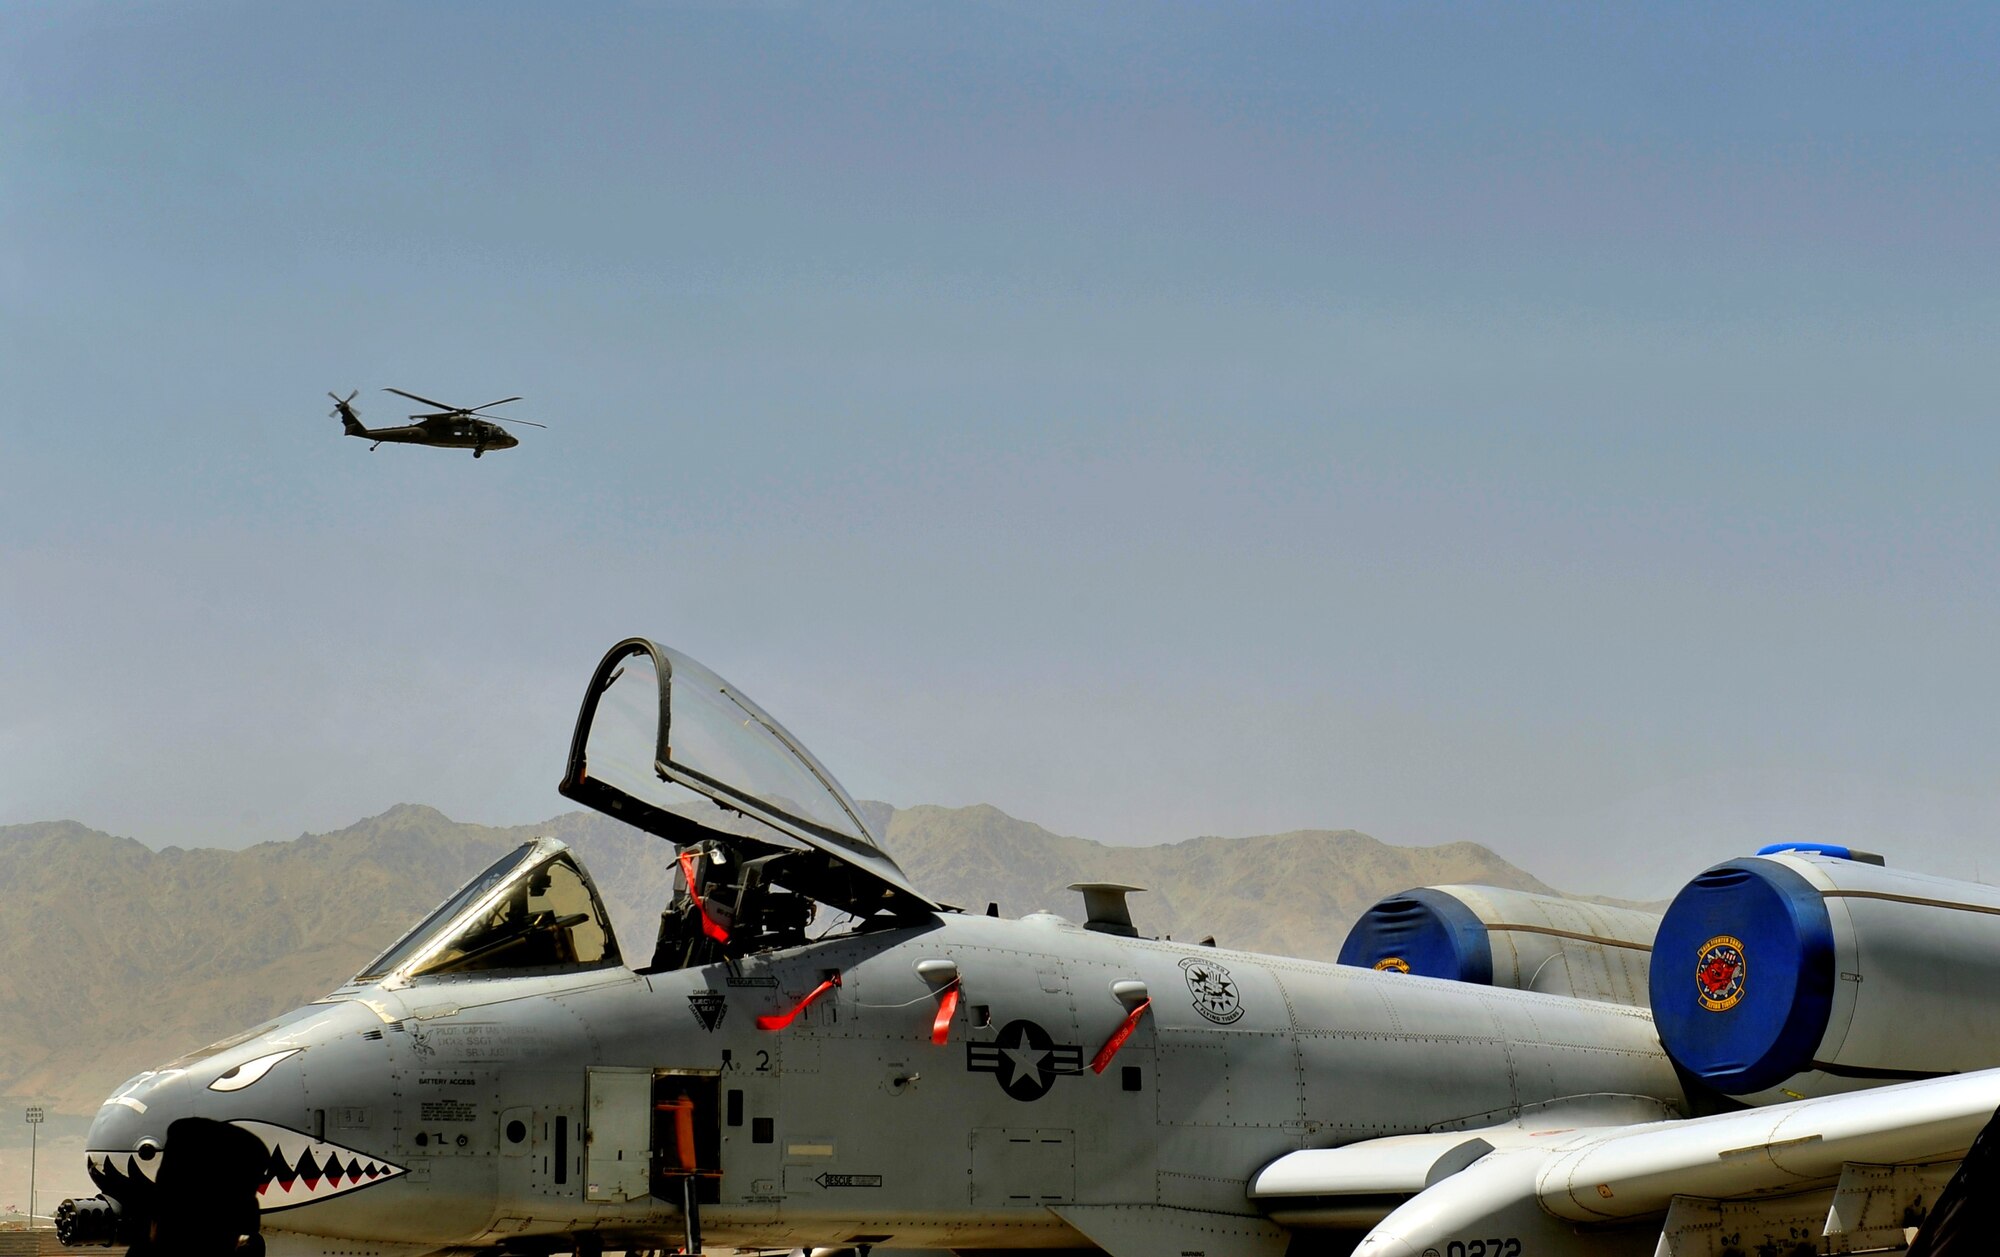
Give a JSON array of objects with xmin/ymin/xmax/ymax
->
[{"xmin": 5, "ymin": 2, "xmax": 1998, "ymax": 898}]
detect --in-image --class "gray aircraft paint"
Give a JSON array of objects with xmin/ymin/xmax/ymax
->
[{"xmin": 85, "ymin": 878, "xmax": 1681, "ymax": 1253}]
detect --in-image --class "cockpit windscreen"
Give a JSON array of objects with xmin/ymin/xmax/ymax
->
[
  {"xmin": 409, "ymin": 854, "xmax": 613, "ymax": 977},
  {"xmin": 354, "ymin": 839, "xmax": 621, "ymax": 982}
]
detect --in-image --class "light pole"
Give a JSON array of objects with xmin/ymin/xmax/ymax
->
[{"xmin": 24, "ymin": 1106, "xmax": 43, "ymax": 1229}]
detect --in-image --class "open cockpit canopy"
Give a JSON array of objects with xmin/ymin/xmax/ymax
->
[
  {"xmin": 355, "ymin": 837, "xmax": 621, "ymax": 984},
  {"xmin": 559, "ymin": 638, "xmax": 938, "ymax": 919}
]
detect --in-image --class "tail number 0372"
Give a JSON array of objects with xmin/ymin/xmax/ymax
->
[{"xmin": 1443, "ymin": 1241, "xmax": 1520, "ymax": 1257}]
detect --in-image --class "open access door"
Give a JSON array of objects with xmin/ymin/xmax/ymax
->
[
  {"xmin": 652, "ymin": 1069, "xmax": 723, "ymax": 1205},
  {"xmin": 585, "ymin": 1067, "xmax": 652, "ymax": 1203}
]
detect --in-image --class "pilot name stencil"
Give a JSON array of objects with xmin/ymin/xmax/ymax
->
[
  {"xmin": 966, "ymin": 1019, "xmax": 1085, "ymax": 1101},
  {"xmin": 423, "ymin": 1022, "xmax": 544, "ymax": 1061},
  {"xmin": 1181, "ymin": 956, "xmax": 1244, "ymax": 1024}
]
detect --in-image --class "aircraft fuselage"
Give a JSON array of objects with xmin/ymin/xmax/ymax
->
[{"xmin": 85, "ymin": 909, "xmax": 1682, "ymax": 1254}]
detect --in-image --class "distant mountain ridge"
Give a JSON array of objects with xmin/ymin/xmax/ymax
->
[{"xmin": 0, "ymin": 803, "xmax": 1590, "ymax": 1117}]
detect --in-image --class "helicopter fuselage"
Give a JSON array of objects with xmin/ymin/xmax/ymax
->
[{"xmin": 348, "ymin": 418, "xmax": 519, "ymax": 455}]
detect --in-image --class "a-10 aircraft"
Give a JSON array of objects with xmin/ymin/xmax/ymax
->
[{"xmin": 59, "ymin": 638, "xmax": 2000, "ymax": 1257}]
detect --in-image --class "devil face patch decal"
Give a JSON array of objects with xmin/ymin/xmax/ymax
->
[{"xmin": 1695, "ymin": 935, "xmax": 1747, "ymax": 1012}]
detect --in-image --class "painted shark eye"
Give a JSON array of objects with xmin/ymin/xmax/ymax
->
[{"xmin": 208, "ymin": 1048, "xmax": 302, "ymax": 1092}]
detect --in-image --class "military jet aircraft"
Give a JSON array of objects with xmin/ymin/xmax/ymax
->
[
  {"xmin": 325, "ymin": 389, "xmax": 545, "ymax": 457},
  {"xmin": 59, "ymin": 638, "xmax": 2000, "ymax": 1257}
]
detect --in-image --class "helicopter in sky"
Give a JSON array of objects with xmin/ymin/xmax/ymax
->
[{"xmin": 325, "ymin": 388, "xmax": 546, "ymax": 458}]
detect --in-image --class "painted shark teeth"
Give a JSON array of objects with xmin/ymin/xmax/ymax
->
[
  {"xmin": 231, "ymin": 1121, "xmax": 408, "ymax": 1211},
  {"xmin": 86, "ymin": 1147, "xmax": 161, "ymax": 1186},
  {"xmin": 88, "ymin": 1122, "xmax": 407, "ymax": 1213}
]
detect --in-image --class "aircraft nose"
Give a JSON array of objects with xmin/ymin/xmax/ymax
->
[
  {"xmin": 65, "ymin": 1001, "xmax": 378, "ymax": 1249},
  {"xmin": 85, "ymin": 1067, "xmax": 190, "ymax": 1183},
  {"xmin": 62, "ymin": 1068, "xmax": 194, "ymax": 1244}
]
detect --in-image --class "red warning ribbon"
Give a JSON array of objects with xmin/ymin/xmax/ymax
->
[
  {"xmin": 678, "ymin": 848, "xmax": 730, "ymax": 944},
  {"xmin": 756, "ymin": 973, "xmax": 842, "ymax": 1031},
  {"xmin": 655, "ymin": 1095, "xmax": 698, "ymax": 1170},
  {"xmin": 930, "ymin": 981, "xmax": 961, "ymax": 1046},
  {"xmin": 1089, "ymin": 998, "xmax": 1151, "ymax": 1075}
]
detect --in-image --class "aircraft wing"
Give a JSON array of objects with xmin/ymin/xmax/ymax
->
[{"xmin": 1252, "ymin": 1070, "xmax": 2000, "ymax": 1257}]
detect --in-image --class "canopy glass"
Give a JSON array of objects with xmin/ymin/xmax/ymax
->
[
  {"xmin": 355, "ymin": 838, "xmax": 621, "ymax": 982},
  {"xmin": 561, "ymin": 638, "xmax": 936, "ymax": 915}
]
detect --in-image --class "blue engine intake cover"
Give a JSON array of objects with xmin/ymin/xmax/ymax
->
[
  {"xmin": 1650, "ymin": 858, "xmax": 1837, "ymax": 1094},
  {"xmin": 1338, "ymin": 888, "xmax": 1494, "ymax": 985}
]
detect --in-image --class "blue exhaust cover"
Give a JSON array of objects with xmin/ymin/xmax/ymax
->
[
  {"xmin": 1338, "ymin": 888, "xmax": 1494, "ymax": 985},
  {"xmin": 1650, "ymin": 859, "xmax": 1837, "ymax": 1094}
]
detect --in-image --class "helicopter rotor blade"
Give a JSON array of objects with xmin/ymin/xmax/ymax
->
[
  {"xmin": 487, "ymin": 416, "xmax": 548, "ymax": 429},
  {"xmin": 383, "ymin": 387, "xmax": 460, "ymax": 411},
  {"xmin": 466, "ymin": 396, "xmax": 522, "ymax": 412}
]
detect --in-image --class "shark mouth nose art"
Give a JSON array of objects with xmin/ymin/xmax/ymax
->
[{"xmin": 89, "ymin": 1121, "xmax": 407, "ymax": 1212}]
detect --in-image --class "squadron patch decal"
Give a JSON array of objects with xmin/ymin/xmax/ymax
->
[
  {"xmin": 1695, "ymin": 935, "xmax": 1747, "ymax": 1012},
  {"xmin": 966, "ymin": 1019, "xmax": 1085, "ymax": 1101},
  {"xmin": 688, "ymin": 990, "xmax": 728, "ymax": 1032},
  {"xmin": 1180, "ymin": 956, "xmax": 1244, "ymax": 1024},
  {"xmin": 1374, "ymin": 957, "xmax": 1412, "ymax": 974}
]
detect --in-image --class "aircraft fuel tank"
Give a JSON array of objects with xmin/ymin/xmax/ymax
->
[
  {"xmin": 1651, "ymin": 847, "xmax": 2000, "ymax": 1100},
  {"xmin": 1337, "ymin": 885, "xmax": 1658, "ymax": 1005}
]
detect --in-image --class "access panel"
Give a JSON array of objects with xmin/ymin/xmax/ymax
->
[
  {"xmin": 969, "ymin": 1127, "xmax": 1074, "ymax": 1208},
  {"xmin": 585, "ymin": 1067, "xmax": 652, "ymax": 1203}
]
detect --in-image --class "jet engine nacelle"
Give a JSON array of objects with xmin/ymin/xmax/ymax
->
[
  {"xmin": 1337, "ymin": 884, "xmax": 1659, "ymax": 1005},
  {"xmin": 1651, "ymin": 846, "xmax": 2000, "ymax": 1101}
]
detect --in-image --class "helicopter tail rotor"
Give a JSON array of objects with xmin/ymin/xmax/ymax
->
[{"xmin": 327, "ymin": 391, "xmax": 366, "ymax": 435}]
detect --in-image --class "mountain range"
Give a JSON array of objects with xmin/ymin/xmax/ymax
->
[{"xmin": 0, "ymin": 802, "xmax": 1587, "ymax": 1118}]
